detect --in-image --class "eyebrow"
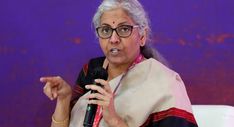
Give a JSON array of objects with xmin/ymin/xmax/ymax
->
[
  {"xmin": 117, "ymin": 22, "xmax": 130, "ymax": 26},
  {"xmin": 100, "ymin": 21, "xmax": 131, "ymax": 27}
]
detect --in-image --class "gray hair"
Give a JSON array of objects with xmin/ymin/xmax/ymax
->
[{"xmin": 92, "ymin": 0, "xmax": 169, "ymax": 66}]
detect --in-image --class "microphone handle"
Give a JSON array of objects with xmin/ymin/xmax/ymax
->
[
  {"xmin": 83, "ymin": 83, "xmax": 101, "ymax": 127},
  {"xmin": 83, "ymin": 103, "xmax": 97, "ymax": 127}
]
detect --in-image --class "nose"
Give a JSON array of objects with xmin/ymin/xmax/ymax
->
[{"xmin": 109, "ymin": 30, "xmax": 120, "ymax": 44}]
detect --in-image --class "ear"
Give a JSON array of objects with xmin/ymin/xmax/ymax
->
[{"xmin": 139, "ymin": 28, "xmax": 147, "ymax": 47}]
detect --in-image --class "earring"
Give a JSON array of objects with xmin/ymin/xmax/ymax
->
[{"xmin": 140, "ymin": 42, "xmax": 145, "ymax": 46}]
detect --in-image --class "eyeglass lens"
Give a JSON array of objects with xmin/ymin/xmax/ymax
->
[{"xmin": 97, "ymin": 25, "xmax": 133, "ymax": 39}]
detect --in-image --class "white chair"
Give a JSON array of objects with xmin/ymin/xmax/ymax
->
[{"xmin": 192, "ymin": 105, "xmax": 234, "ymax": 127}]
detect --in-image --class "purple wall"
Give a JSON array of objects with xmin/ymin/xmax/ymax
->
[{"xmin": 0, "ymin": 0, "xmax": 233, "ymax": 126}]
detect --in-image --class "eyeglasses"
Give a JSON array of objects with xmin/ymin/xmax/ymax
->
[{"xmin": 96, "ymin": 25, "xmax": 139, "ymax": 39}]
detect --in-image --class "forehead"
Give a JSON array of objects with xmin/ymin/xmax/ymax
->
[{"xmin": 100, "ymin": 8, "xmax": 134, "ymax": 26}]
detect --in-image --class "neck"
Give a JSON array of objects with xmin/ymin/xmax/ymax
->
[
  {"xmin": 106, "ymin": 53, "xmax": 144, "ymax": 80},
  {"xmin": 107, "ymin": 62, "xmax": 130, "ymax": 80}
]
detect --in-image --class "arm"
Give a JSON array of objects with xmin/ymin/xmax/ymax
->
[
  {"xmin": 40, "ymin": 63, "xmax": 90, "ymax": 127},
  {"xmin": 40, "ymin": 76, "xmax": 72, "ymax": 127},
  {"xmin": 51, "ymin": 95, "xmax": 71, "ymax": 127},
  {"xmin": 41, "ymin": 58, "xmax": 105, "ymax": 127}
]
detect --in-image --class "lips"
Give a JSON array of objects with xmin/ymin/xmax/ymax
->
[{"xmin": 110, "ymin": 48, "xmax": 120, "ymax": 55}]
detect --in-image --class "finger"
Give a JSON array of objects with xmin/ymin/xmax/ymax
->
[
  {"xmin": 51, "ymin": 87, "xmax": 58, "ymax": 99},
  {"xmin": 95, "ymin": 79, "xmax": 112, "ymax": 93},
  {"xmin": 40, "ymin": 76, "xmax": 61, "ymax": 84},
  {"xmin": 87, "ymin": 93, "xmax": 109, "ymax": 101},
  {"xmin": 41, "ymin": 77, "xmax": 63, "ymax": 89},
  {"xmin": 87, "ymin": 99, "xmax": 109, "ymax": 107},
  {"xmin": 43, "ymin": 82, "xmax": 54, "ymax": 100},
  {"xmin": 85, "ymin": 85, "xmax": 108, "ymax": 95}
]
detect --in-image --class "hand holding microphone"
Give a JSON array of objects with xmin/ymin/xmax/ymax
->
[
  {"xmin": 83, "ymin": 67, "xmax": 108, "ymax": 127},
  {"xmin": 84, "ymin": 67, "xmax": 127, "ymax": 127}
]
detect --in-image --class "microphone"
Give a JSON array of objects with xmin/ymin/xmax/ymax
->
[{"xmin": 83, "ymin": 67, "xmax": 108, "ymax": 127}]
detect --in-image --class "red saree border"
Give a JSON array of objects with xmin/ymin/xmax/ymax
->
[
  {"xmin": 72, "ymin": 85, "xmax": 85, "ymax": 96},
  {"xmin": 141, "ymin": 107, "xmax": 197, "ymax": 126}
]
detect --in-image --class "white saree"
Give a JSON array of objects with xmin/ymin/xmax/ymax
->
[{"xmin": 69, "ymin": 58, "xmax": 193, "ymax": 127}]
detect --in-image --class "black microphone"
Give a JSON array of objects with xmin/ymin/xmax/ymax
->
[{"xmin": 83, "ymin": 67, "xmax": 108, "ymax": 127}]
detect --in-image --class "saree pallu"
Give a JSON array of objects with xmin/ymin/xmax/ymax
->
[{"xmin": 69, "ymin": 58, "xmax": 198, "ymax": 127}]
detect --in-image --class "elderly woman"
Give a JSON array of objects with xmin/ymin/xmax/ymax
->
[{"xmin": 40, "ymin": 0, "xmax": 198, "ymax": 127}]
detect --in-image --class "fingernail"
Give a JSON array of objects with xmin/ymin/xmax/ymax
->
[{"xmin": 40, "ymin": 77, "xmax": 45, "ymax": 82}]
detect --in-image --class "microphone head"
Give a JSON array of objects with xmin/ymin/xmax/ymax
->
[{"xmin": 91, "ymin": 67, "xmax": 108, "ymax": 81}]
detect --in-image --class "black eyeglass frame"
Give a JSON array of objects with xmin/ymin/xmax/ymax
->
[{"xmin": 96, "ymin": 25, "xmax": 139, "ymax": 39}]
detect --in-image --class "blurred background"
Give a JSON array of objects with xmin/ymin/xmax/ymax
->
[{"xmin": 0, "ymin": 0, "xmax": 233, "ymax": 126}]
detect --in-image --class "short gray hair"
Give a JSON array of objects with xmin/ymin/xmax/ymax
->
[
  {"xmin": 93, "ymin": 0, "xmax": 150, "ymax": 37},
  {"xmin": 92, "ymin": 0, "xmax": 169, "ymax": 66}
]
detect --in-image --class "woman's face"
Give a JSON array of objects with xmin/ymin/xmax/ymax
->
[{"xmin": 98, "ymin": 8, "xmax": 146, "ymax": 67}]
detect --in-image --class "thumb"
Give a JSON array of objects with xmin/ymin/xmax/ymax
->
[{"xmin": 51, "ymin": 87, "xmax": 58, "ymax": 99}]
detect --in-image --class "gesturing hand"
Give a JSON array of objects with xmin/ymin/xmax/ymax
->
[{"xmin": 40, "ymin": 76, "xmax": 72, "ymax": 101}]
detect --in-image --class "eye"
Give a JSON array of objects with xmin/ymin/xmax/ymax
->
[
  {"xmin": 100, "ymin": 26, "xmax": 112, "ymax": 34},
  {"xmin": 118, "ymin": 25, "xmax": 131, "ymax": 33}
]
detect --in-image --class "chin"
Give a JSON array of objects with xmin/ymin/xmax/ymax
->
[{"xmin": 107, "ymin": 56, "xmax": 127, "ymax": 65}]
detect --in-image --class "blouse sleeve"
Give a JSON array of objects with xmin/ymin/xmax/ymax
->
[
  {"xmin": 70, "ymin": 57, "xmax": 105, "ymax": 109},
  {"xmin": 70, "ymin": 63, "xmax": 90, "ymax": 109}
]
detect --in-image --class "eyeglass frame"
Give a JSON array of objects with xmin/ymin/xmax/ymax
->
[{"xmin": 96, "ymin": 25, "xmax": 139, "ymax": 39}]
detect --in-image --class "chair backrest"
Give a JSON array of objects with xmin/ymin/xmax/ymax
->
[{"xmin": 192, "ymin": 105, "xmax": 234, "ymax": 127}]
